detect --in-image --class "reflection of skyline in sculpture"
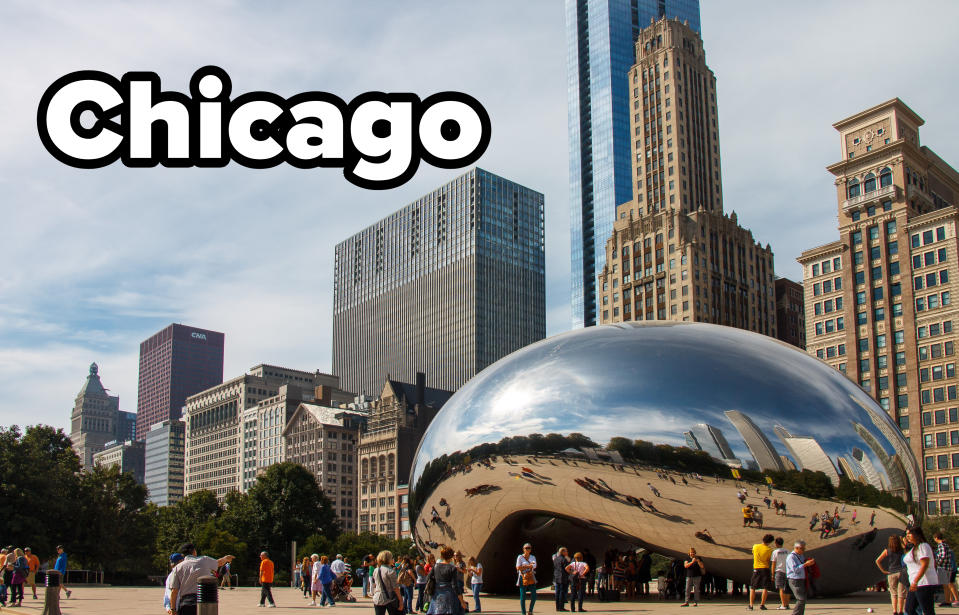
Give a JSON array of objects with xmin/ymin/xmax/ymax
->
[
  {"xmin": 850, "ymin": 394, "xmax": 920, "ymax": 497},
  {"xmin": 852, "ymin": 446, "xmax": 887, "ymax": 490},
  {"xmin": 837, "ymin": 455, "xmax": 865, "ymax": 484},
  {"xmin": 724, "ymin": 410, "xmax": 785, "ymax": 471},
  {"xmin": 851, "ymin": 420, "xmax": 911, "ymax": 496},
  {"xmin": 408, "ymin": 322, "xmax": 923, "ymax": 595},
  {"xmin": 684, "ymin": 423, "xmax": 738, "ymax": 463},
  {"xmin": 774, "ymin": 425, "xmax": 840, "ymax": 486}
]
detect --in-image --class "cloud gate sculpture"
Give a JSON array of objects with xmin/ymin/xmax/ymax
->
[{"xmin": 409, "ymin": 323, "xmax": 921, "ymax": 595}]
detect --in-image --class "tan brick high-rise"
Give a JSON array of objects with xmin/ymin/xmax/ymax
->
[
  {"xmin": 799, "ymin": 99, "xmax": 959, "ymax": 516},
  {"xmin": 598, "ymin": 17, "xmax": 776, "ymax": 334}
]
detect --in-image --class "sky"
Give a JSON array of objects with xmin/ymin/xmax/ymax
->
[{"xmin": 2, "ymin": 1, "xmax": 958, "ymax": 433}]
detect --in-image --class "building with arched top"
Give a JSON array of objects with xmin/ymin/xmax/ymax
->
[{"xmin": 357, "ymin": 373, "xmax": 452, "ymax": 537}]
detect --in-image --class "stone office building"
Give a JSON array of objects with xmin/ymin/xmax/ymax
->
[
  {"xmin": 93, "ymin": 439, "xmax": 146, "ymax": 484},
  {"xmin": 283, "ymin": 397, "xmax": 367, "ymax": 531},
  {"xmin": 358, "ymin": 374, "xmax": 452, "ymax": 537},
  {"xmin": 183, "ymin": 364, "xmax": 342, "ymax": 500},
  {"xmin": 70, "ymin": 363, "xmax": 127, "ymax": 472},
  {"xmin": 798, "ymin": 98, "xmax": 959, "ymax": 515},
  {"xmin": 598, "ymin": 19, "xmax": 776, "ymax": 335}
]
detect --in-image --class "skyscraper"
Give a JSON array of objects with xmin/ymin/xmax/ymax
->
[
  {"xmin": 724, "ymin": 409, "xmax": 784, "ymax": 472},
  {"xmin": 773, "ymin": 425, "xmax": 840, "ymax": 486},
  {"xmin": 144, "ymin": 419, "xmax": 185, "ymax": 506},
  {"xmin": 70, "ymin": 363, "xmax": 123, "ymax": 471},
  {"xmin": 596, "ymin": 18, "xmax": 776, "ymax": 334},
  {"xmin": 136, "ymin": 324, "xmax": 225, "ymax": 440},
  {"xmin": 684, "ymin": 423, "xmax": 736, "ymax": 461},
  {"xmin": 798, "ymin": 99, "xmax": 959, "ymax": 515},
  {"xmin": 567, "ymin": 0, "xmax": 701, "ymax": 328},
  {"xmin": 332, "ymin": 168, "xmax": 546, "ymax": 396}
]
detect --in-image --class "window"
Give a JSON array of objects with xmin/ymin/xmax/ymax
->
[
  {"xmin": 856, "ymin": 291, "xmax": 866, "ymax": 305},
  {"xmin": 894, "ymin": 330, "xmax": 904, "ymax": 344},
  {"xmin": 860, "ymin": 359, "xmax": 870, "ymax": 374},
  {"xmin": 864, "ymin": 173, "xmax": 877, "ymax": 193},
  {"xmin": 813, "ymin": 283, "xmax": 821, "ymax": 296},
  {"xmin": 899, "ymin": 414, "xmax": 909, "ymax": 429},
  {"xmin": 896, "ymin": 372, "xmax": 907, "ymax": 387},
  {"xmin": 852, "ymin": 230, "xmax": 862, "ymax": 244},
  {"xmin": 924, "ymin": 230, "xmax": 934, "ymax": 245},
  {"xmin": 912, "ymin": 234, "xmax": 921, "ymax": 248},
  {"xmin": 835, "ymin": 277, "xmax": 842, "ymax": 290},
  {"xmin": 848, "ymin": 180, "xmax": 860, "ymax": 199},
  {"xmin": 886, "ymin": 220, "xmax": 897, "ymax": 235},
  {"xmin": 877, "ymin": 334, "xmax": 887, "ymax": 348},
  {"xmin": 880, "ymin": 167, "xmax": 892, "ymax": 187},
  {"xmin": 896, "ymin": 351, "xmax": 906, "ymax": 366},
  {"xmin": 833, "ymin": 257, "xmax": 841, "ymax": 270},
  {"xmin": 874, "ymin": 307, "xmax": 885, "ymax": 321},
  {"xmin": 855, "ymin": 271, "xmax": 865, "ymax": 285},
  {"xmin": 859, "ymin": 338, "xmax": 869, "ymax": 352},
  {"xmin": 855, "ymin": 251, "xmax": 864, "ymax": 265}
]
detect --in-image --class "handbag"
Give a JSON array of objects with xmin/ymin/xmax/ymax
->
[
  {"xmin": 425, "ymin": 569, "xmax": 436, "ymax": 597},
  {"xmin": 521, "ymin": 556, "xmax": 536, "ymax": 586}
]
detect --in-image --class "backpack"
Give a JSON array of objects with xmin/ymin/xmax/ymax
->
[{"xmin": 399, "ymin": 567, "xmax": 415, "ymax": 586}]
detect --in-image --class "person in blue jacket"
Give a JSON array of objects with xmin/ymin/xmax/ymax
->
[{"xmin": 55, "ymin": 545, "xmax": 72, "ymax": 599}]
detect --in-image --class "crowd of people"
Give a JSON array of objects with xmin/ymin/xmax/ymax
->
[{"xmin": 0, "ymin": 544, "xmax": 71, "ymax": 607}]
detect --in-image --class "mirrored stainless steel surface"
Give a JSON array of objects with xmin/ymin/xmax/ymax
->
[{"xmin": 409, "ymin": 322, "xmax": 921, "ymax": 595}]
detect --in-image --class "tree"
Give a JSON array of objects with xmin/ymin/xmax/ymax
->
[
  {"xmin": 72, "ymin": 464, "xmax": 155, "ymax": 577},
  {"xmin": 154, "ymin": 490, "xmax": 223, "ymax": 569},
  {"xmin": 244, "ymin": 463, "xmax": 340, "ymax": 569},
  {"xmin": 0, "ymin": 425, "xmax": 81, "ymax": 561}
]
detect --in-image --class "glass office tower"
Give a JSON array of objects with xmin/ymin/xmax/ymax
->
[
  {"xmin": 567, "ymin": 0, "xmax": 700, "ymax": 327},
  {"xmin": 332, "ymin": 168, "xmax": 546, "ymax": 396}
]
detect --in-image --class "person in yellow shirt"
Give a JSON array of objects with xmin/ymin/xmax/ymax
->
[
  {"xmin": 24, "ymin": 548, "xmax": 40, "ymax": 601},
  {"xmin": 743, "ymin": 505, "xmax": 754, "ymax": 527},
  {"xmin": 748, "ymin": 534, "xmax": 774, "ymax": 610},
  {"xmin": 259, "ymin": 551, "xmax": 276, "ymax": 608}
]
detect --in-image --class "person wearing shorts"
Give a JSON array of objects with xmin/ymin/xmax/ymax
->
[
  {"xmin": 748, "ymin": 534, "xmax": 774, "ymax": 610},
  {"xmin": 24, "ymin": 548, "xmax": 39, "ymax": 600},
  {"xmin": 769, "ymin": 538, "xmax": 789, "ymax": 610},
  {"xmin": 875, "ymin": 535, "xmax": 906, "ymax": 615}
]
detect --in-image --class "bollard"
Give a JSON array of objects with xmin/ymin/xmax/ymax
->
[
  {"xmin": 42, "ymin": 570, "xmax": 62, "ymax": 615},
  {"xmin": 197, "ymin": 575, "xmax": 219, "ymax": 615}
]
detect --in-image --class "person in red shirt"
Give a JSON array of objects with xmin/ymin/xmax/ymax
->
[{"xmin": 259, "ymin": 551, "xmax": 276, "ymax": 608}]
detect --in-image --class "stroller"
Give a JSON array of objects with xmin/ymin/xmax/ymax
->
[{"xmin": 331, "ymin": 574, "xmax": 357, "ymax": 602}]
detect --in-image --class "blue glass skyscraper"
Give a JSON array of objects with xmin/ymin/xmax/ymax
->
[{"xmin": 567, "ymin": 0, "xmax": 700, "ymax": 327}]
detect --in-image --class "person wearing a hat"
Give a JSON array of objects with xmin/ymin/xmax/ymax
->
[
  {"xmin": 54, "ymin": 545, "xmax": 72, "ymax": 599},
  {"xmin": 168, "ymin": 542, "xmax": 235, "ymax": 615},
  {"xmin": 164, "ymin": 553, "xmax": 185, "ymax": 613}
]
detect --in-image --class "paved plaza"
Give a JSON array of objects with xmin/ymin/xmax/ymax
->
[{"xmin": 6, "ymin": 586, "xmax": 899, "ymax": 615}]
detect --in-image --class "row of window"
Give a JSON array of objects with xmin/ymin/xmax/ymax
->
[
  {"xmin": 922, "ymin": 408, "xmax": 959, "ymax": 428},
  {"xmin": 814, "ymin": 344, "xmax": 847, "ymax": 360},
  {"xmin": 855, "ymin": 263, "xmax": 900, "ymax": 285},
  {"xmin": 913, "ymin": 248, "xmax": 948, "ymax": 270},
  {"xmin": 811, "ymin": 257, "xmax": 842, "ymax": 278},
  {"xmin": 812, "ymin": 277, "xmax": 842, "ymax": 296},
  {"xmin": 850, "ymin": 201, "xmax": 893, "ymax": 221},
  {"xmin": 912, "ymin": 226, "xmax": 947, "ymax": 248},
  {"xmin": 859, "ymin": 352, "xmax": 907, "ymax": 373},
  {"xmin": 926, "ymin": 475, "xmax": 959, "ymax": 494},
  {"xmin": 921, "ymin": 386, "xmax": 959, "ymax": 406},
  {"xmin": 918, "ymin": 321, "xmax": 954, "ymax": 339},
  {"xmin": 915, "ymin": 270, "xmax": 949, "ymax": 290},
  {"xmin": 919, "ymin": 341, "xmax": 956, "ymax": 361},
  {"xmin": 920, "ymin": 363, "xmax": 957, "ymax": 383},
  {"xmin": 927, "ymin": 499, "xmax": 958, "ymax": 515},
  {"xmin": 856, "ymin": 305, "xmax": 903, "ymax": 325},
  {"xmin": 852, "ymin": 221, "xmax": 897, "ymax": 245},
  {"xmin": 814, "ymin": 318, "xmax": 845, "ymax": 335},
  {"xmin": 857, "ymin": 241, "xmax": 898, "ymax": 265},
  {"xmin": 846, "ymin": 168, "xmax": 892, "ymax": 198},
  {"xmin": 856, "ymin": 283, "xmax": 899, "ymax": 305},
  {"xmin": 923, "ymin": 430, "xmax": 959, "ymax": 449},
  {"xmin": 813, "ymin": 297, "xmax": 843, "ymax": 315},
  {"xmin": 916, "ymin": 291, "xmax": 952, "ymax": 312}
]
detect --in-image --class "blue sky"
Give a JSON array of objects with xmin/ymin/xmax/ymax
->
[{"xmin": 2, "ymin": 1, "xmax": 959, "ymax": 431}]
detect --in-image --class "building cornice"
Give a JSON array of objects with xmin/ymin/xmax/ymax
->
[
  {"xmin": 797, "ymin": 240, "xmax": 845, "ymax": 263},
  {"xmin": 832, "ymin": 98, "xmax": 924, "ymax": 132}
]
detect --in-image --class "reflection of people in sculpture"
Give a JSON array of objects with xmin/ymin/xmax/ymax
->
[
  {"xmin": 743, "ymin": 504, "xmax": 754, "ymax": 527},
  {"xmin": 751, "ymin": 508, "xmax": 764, "ymax": 528},
  {"xmin": 695, "ymin": 529, "xmax": 714, "ymax": 544}
]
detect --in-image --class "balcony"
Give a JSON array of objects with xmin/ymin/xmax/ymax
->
[{"xmin": 843, "ymin": 184, "xmax": 897, "ymax": 211}]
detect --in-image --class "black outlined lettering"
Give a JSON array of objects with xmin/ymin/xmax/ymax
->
[{"xmin": 36, "ymin": 65, "xmax": 492, "ymax": 189}]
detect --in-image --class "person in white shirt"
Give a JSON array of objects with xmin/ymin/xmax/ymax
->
[
  {"xmin": 163, "ymin": 553, "xmax": 184, "ymax": 613},
  {"xmin": 468, "ymin": 556, "xmax": 484, "ymax": 613},
  {"xmin": 331, "ymin": 554, "xmax": 347, "ymax": 585},
  {"xmin": 769, "ymin": 537, "xmax": 790, "ymax": 611},
  {"xmin": 564, "ymin": 552, "xmax": 589, "ymax": 612},
  {"xmin": 516, "ymin": 543, "xmax": 537, "ymax": 615},
  {"xmin": 903, "ymin": 527, "xmax": 937, "ymax": 615}
]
